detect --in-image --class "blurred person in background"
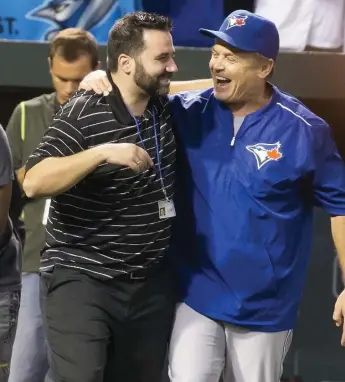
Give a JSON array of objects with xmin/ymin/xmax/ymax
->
[
  {"xmin": 0, "ymin": 124, "xmax": 21, "ymax": 382},
  {"xmin": 6, "ymin": 28, "xmax": 100, "ymax": 382},
  {"xmin": 255, "ymin": 0, "xmax": 345, "ymax": 52}
]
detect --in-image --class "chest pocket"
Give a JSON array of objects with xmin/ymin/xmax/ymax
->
[{"xmin": 237, "ymin": 141, "xmax": 302, "ymax": 201}]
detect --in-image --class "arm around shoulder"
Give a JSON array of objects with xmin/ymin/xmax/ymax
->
[{"xmin": 169, "ymin": 79, "xmax": 213, "ymax": 95}]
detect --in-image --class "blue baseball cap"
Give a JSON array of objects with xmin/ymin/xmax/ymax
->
[{"xmin": 199, "ymin": 10, "xmax": 280, "ymax": 61}]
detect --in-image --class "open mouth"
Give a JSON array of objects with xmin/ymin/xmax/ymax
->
[{"xmin": 216, "ymin": 76, "xmax": 231, "ymax": 86}]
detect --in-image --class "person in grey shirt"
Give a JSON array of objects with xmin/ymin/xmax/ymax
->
[
  {"xmin": 6, "ymin": 28, "xmax": 100, "ymax": 382},
  {"xmin": 0, "ymin": 124, "xmax": 21, "ymax": 382}
]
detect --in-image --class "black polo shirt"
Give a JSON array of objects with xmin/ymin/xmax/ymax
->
[{"xmin": 25, "ymin": 84, "xmax": 176, "ymax": 280}]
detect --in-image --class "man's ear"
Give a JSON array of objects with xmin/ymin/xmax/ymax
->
[
  {"xmin": 257, "ymin": 58, "xmax": 274, "ymax": 80},
  {"xmin": 118, "ymin": 54, "xmax": 133, "ymax": 75}
]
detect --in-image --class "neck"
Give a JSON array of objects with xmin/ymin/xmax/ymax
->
[
  {"xmin": 110, "ymin": 73, "xmax": 150, "ymax": 116},
  {"xmin": 229, "ymin": 84, "xmax": 272, "ymax": 117}
]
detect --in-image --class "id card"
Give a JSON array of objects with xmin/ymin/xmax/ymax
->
[
  {"xmin": 158, "ymin": 199, "xmax": 176, "ymax": 219},
  {"xmin": 42, "ymin": 198, "xmax": 51, "ymax": 226}
]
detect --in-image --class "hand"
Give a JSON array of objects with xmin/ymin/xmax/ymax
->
[
  {"xmin": 102, "ymin": 143, "xmax": 154, "ymax": 173},
  {"xmin": 78, "ymin": 70, "xmax": 112, "ymax": 95},
  {"xmin": 333, "ymin": 289, "xmax": 345, "ymax": 346}
]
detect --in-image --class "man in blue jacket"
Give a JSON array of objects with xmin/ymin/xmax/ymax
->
[{"xmin": 80, "ymin": 10, "xmax": 345, "ymax": 382}]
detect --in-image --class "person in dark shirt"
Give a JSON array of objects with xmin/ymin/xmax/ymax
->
[
  {"xmin": 23, "ymin": 12, "xmax": 178, "ymax": 382},
  {"xmin": 0, "ymin": 124, "xmax": 21, "ymax": 381}
]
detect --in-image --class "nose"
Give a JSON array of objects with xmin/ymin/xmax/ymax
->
[
  {"xmin": 65, "ymin": 81, "xmax": 78, "ymax": 96},
  {"xmin": 166, "ymin": 58, "xmax": 178, "ymax": 73},
  {"xmin": 210, "ymin": 57, "xmax": 225, "ymax": 72}
]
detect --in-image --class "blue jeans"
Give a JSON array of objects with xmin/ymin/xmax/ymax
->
[{"xmin": 8, "ymin": 273, "xmax": 49, "ymax": 382}]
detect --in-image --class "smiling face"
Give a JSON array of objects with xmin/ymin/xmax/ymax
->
[
  {"xmin": 132, "ymin": 29, "xmax": 178, "ymax": 97},
  {"xmin": 209, "ymin": 40, "xmax": 273, "ymax": 105}
]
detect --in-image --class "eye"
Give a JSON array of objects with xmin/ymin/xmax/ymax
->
[
  {"xmin": 157, "ymin": 54, "xmax": 174, "ymax": 62},
  {"xmin": 226, "ymin": 56, "xmax": 237, "ymax": 63}
]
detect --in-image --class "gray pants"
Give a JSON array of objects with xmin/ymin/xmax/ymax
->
[
  {"xmin": 0, "ymin": 288, "xmax": 20, "ymax": 382},
  {"xmin": 169, "ymin": 303, "xmax": 292, "ymax": 382}
]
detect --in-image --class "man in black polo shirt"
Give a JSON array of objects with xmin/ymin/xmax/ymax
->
[{"xmin": 23, "ymin": 12, "xmax": 177, "ymax": 382}]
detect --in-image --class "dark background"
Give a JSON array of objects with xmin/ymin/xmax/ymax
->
[{"xmin": 0, "ymin": 39, "xmax": 345, "ymax": 381}]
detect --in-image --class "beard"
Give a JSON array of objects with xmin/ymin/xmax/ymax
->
[{"xmin": 134, "ymin": 59, "xmax": 172, "ymax": 97}]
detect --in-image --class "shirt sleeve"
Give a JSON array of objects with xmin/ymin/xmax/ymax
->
[
  {"xmin": 25, "ymin": 102, "xmax": 87, "ymax": 173},
  {"xmin": 312, "ymin": 122, "xmax": 345, "ymax": 216},
  {"xmin": 0, "ymin": 125, "xmax": 14, "ymax": 186},
  {"xmin": 6, "ymin": 103, "xmax": 23, "ymax": 170}
]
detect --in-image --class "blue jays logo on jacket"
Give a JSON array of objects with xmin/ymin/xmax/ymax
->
[
  {"xmin": 246, "ymin": 142, "xmax": 283, "ymax": 169},
  {"xmin": 26, "ymin": 0, "xmax": 142, "ymax": 40}
]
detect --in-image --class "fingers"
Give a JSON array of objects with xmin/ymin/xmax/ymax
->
[
  {"xmin": 128, "ymin": 160, "xmax": 142, "ymax": 173},
  {"xmin": 333, "ymin": 302, "xmax": 343, "ymax": 327},
  {"xmin": 105, "ymin": 143, "xmax": 154, "ymax": 172},
  {"xmin": 342, "ymin": 320, "xmax": 345, "ymax": 346},
  {"xmin": 129, "ymin": 159, "xmax": 148, "ymax": 173},
  {"xmin": 78, "ymin": 80, "xmax": 92, "ymax": 91},
  {"xmin": 130, "ymin": 149, "xmax": 154, "ymax": 173},
  {"xmin": 333, "ymin": 299, "xmax": 345, "ymax": 346},
  {"xmin": 89, "ymin": 80, "xmax": 105, "ymax": 95},
  {"xmin": 100, "ymin": 77, "xmax": 113, "ymax": 96},
  {"xmin": 78, "ymin": 70, "xmax": 111, "ymax": 94},
  {"xmin": 82, "ymin": 78, "xmax": 111, "ymax": 96},
  {"xmin": 137, "ymin": 147, "xmax": 154, "ymax": 167},
  {"xmin": 142, "ymin": 152, "xmax": 154, "ymax": 167}
]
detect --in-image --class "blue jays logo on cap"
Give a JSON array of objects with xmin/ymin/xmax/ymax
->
[
  {"xmin": 199, "ymin": 10, "xmax": 280, "ymax": 61},
  {"xmin": 246, "ymin": 142, "xmax": 283, "ymax": 169},
  {"xmin": 226, "ymin": 15, "xmax": 247, "ymax": 30}
]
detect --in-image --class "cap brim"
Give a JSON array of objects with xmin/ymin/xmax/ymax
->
[
  {"xmin": 199, "ymin": 28, "xmax": 236, "ymax": 47},
  {"xmin": 199, "ymin": 28, "xmax": 256, "ymax": 53}
]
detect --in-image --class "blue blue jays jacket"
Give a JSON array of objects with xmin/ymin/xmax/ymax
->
[{"xmin": 169, "ymin": 86, "xmax": 345, "ymax": 332}]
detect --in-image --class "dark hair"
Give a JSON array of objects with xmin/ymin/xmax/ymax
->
[
  {"xmin": 107, "ymin": 12, "xmax": 172, "ymax": 72},
  {"xmin": 49, "ymin": 28, "xmax": 99, "ymax": 69}
]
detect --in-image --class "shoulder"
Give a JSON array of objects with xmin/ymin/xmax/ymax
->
[
  {"xmin": 55, "ymin": 90, "xmax": 111, "ymax": 122},
  {"xmin": 22, "ymin": 92, "xmax": 56, "ymax": 110},
  {"xmin": 169, "ymin": 87, "xmax": 214, "ymax": 111},
  {"xmin": 272, "ymin": 88, "xmax": 333, "ymax": 156},
  {"xmin": 274, "ymin": 88, "xmax": 326, "ymax": 130}
]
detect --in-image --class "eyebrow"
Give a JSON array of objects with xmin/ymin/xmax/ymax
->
[
  {"xmin": 155, "ymin": 52, "xmax": 175, "ymax": 59},
  {"xmin": 211, "ymin": 48, "xmax": 236, "ymax": 58},
  {"xmin": 55, "ymin": 74, "xmax": 83, "ymax": 82}
]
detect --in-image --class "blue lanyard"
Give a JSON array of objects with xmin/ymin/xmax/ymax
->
[{"xmin": 133, "ymin": 110, "xmax": 168, "ymax": 200}]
